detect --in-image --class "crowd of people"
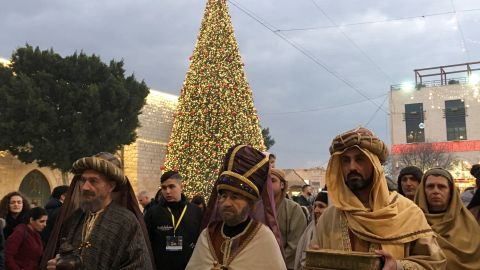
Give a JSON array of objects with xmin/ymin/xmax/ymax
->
[{"xmin": 0, "ymin": 127, "xmax": 479, "ymax": 269}]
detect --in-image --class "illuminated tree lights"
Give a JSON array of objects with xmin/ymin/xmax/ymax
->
[{"xmin": 163, "ymin": 0, "xmax": 265, "ymax": 198}]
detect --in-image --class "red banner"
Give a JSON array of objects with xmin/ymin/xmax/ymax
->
[{"xmin": 391, "ymin": 140, "xmax": 480, "ymax": 154}]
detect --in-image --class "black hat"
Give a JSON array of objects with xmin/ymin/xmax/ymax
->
[
  {"xmin": 315, "ymin": 191, "xmax": 328, "ymax": 205},
  {"xmin": 216, "ymin": 145, "xmax": 269, "ymax": 201},
  {"xmin": 397, "ymin": 166, "xmax": 423, "ymax": 195},
  {"xmin": 471, "ymin": 164, "xmax": 480, "ymax": 179}
]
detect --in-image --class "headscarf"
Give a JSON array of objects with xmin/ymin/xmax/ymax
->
[
  {"xmin": 415, "ymin": 167, "xmax": 480, "ymax": 269},
  {"xmin": 315, "ymin": 190, "xmax": 328, "ymax": 205},
  {"xmin": 202, "ymin": 145, "xmax": 283, "ymax": 251},
  {"xmin": 271, "ymin": 168, "xmax": 288, "ymax": 198},
  {"xmin": 327, "ymin": 127, "xmax": 433, "ymax": 257},
  {"xmin": 40, "ymin": 152, "xmax": 155, "ymax": 268},
  {"xmin": 396, "ymin": 166, "xmax": 423, "ymax": 196}
]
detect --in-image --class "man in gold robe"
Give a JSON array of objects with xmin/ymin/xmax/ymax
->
[
  {"xmin": 186, "ymin": 145, "xmax": 286, "ymax": 270},
  {"xmin": 311, "ymin": 127, "xmax": 446, "ymax": 270},
  {"xmin": 415, "ymin": 167, "xmax": 480, "ymax": 270}
]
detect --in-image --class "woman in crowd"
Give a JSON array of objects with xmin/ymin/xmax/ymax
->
[
  {"xmin": 5, "ymin": 207, "xmax": 47, "ymax": 270},
  {"xmin": 294, "ymin": 190, "xmax": 328, "ymax": 270},
  {"xmin": 0, "ymin": 192, "xmax": 31, "ymax": 239}
]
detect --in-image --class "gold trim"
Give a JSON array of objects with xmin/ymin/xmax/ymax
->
[
  {"xmin": 206, "ymin": 226, "xmax": 220, "ymax": 264},
  {"xmin": 216, "ymin": 184, "xmax": 257, "ymax": 201},
  {"xmin": 228, "ymin": 145, "xmax": 245, "ymax": 171},
  {"xmin": 243, "ymin": 156, "xmax": 269, "ymax": 178},
  {"xmin": 220, "ymin": 171, "xmax": 259, "ymax": 196},
  {"xmin": 224, "ymin": 221, "xmax": 261, "ymax": 266}
]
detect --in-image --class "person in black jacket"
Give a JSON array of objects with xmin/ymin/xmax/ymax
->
[
  {"xmin": 145, "ymin": 171, "xmax": 202, "ymax": 270},
  {"xmin": 42, "ymin": 185, "xmax": 69, "ymax": 245},
  {"xmin": 294, "ymin": 184, "xmax": 313, "ymax": 208}
]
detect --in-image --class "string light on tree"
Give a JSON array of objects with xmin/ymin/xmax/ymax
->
[{"xmin": 163, "ymin": 0, "xmax": 265, "ymax": 198}]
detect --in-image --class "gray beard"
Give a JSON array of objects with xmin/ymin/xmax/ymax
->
[
  {"xmin": 80, "ymin": 198, "xmax": 103, "ymax": 213},
  {"xmin": 222, "ymin": 205, "xmax": 250, "ymax": 226}
]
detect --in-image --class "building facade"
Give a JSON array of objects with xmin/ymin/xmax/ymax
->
[
  {"xmin": 390, "ymin": 62, "xmax": 480, "ymax": 189},
  {"xmin": 284, "ymin": 166, "xmax": 326, "ymax": 196}
]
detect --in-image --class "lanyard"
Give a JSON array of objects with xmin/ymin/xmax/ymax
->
[{"xmin": 167, "ymin": 205, "xmax": 187, "ymax": 235}]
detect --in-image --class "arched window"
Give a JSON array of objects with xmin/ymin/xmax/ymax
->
[{"xmin": 19, "ymin": 170, "xmax": 51, "ymax": 207}]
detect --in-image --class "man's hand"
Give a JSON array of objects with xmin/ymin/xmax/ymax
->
[
  {"xmin": 310, "ymin": 244, "xmax": 320, "ymax": 250},
  {"xmin": 46, "ymin": 257, "xmax": 57, "ymax": 270},
  {"xmin": 374, "ymin": 249, "xmax": 397, "ymax": 270}
]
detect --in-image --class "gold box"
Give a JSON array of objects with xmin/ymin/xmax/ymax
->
[{"xmin": 305, "ymin": 249, "xmax": 383, "ymax": 270}]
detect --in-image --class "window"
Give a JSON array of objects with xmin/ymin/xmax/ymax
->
[
  {"xmin": 404, "ymin": 103, "xmax": 425, "ymax": 143},
  {"xmin": 445, "ymin": 99, "xmax": 467, "ymax": 141}
]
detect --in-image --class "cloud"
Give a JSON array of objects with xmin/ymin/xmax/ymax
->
[{"xmin": 2, "ymin": 0, "xmax": 479, "ymax": 168}]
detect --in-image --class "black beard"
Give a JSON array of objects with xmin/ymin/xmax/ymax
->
[{"xmin": 345, "ymin": 172, "xmax": 373, "ymax": 191}]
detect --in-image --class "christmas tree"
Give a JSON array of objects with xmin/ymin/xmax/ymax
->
[{"xmin": 163, "ymin": 0, "xmax": 265, "ymax": 198}]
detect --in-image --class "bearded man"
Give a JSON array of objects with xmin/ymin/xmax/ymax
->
[
  {"xmin": 311, "ymin": 127, "xmax": 446, "ymax": 270},
  {"xmin": 43, "ymin": 152, "xmax": 153, "ymax": 269},
  {"xmin": 415, "ymin": 167, "xmax": 480, "ymax": 269},
  {"xmin": 186, "ymin": 145, "xmax": 286, "ymax": 270}
]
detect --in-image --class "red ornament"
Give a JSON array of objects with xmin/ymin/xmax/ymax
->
[
  {"xmin": 189, "ymin": 56, "xmax": 193, "ymax": 60},
  {"xmin": 160, "ymin": 165, "xmax": 166, "ymax": 170}
]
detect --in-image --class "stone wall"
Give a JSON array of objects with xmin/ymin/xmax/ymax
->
[
  {"xmin": 123, "ymin": 90, "xmax": 178, "ymax": 199},
  {"xmin": 0, "ymin": 151, "xmax": 64, "ymax": 204}
]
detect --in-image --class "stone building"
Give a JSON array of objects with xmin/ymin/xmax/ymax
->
[
  {"xmin": 122, "ymin": 90, "xmax": 177, "ymax": 199},
  {"xmin": 0, "ymin": 89, "xmax": 178, "ymax": 206},
  {"xmin": 284, "ymin": 166, "xmax": 326, "ymax": 197}
]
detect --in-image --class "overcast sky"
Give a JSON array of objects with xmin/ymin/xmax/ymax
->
[{"xmin": 2, "ymin": 0, "xmax": 479, "ymax": 169}]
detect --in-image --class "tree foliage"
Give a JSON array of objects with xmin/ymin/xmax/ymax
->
[
  {"xmin": 261, "ymin": 127, "xmax": 275, "ymax": 150},
  {"xmin": 0, "ymin": 45, "xmax": 149, "ymax": 172}
]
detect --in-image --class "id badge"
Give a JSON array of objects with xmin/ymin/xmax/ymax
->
[{"xmin": 166, "ymin": 235, "xmax": 183, "ymax": 251}]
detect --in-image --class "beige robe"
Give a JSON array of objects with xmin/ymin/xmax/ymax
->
[
  {"xmin": 186, "ymin": 221, "xmax": 286, "ymax": 270},
  {"xmin": 277, "ymin": 198, "xmax": 307, "ymax": 269},
  {"xmin": 294, "ymin": 220, "xmax": 316, "ymax": 270},
  {"xmin": 310, "ymin": 206, "xmax": 446, "ymax": 270},
  {"xmin": 415, "ymin": 168, "xmax": 480, "ymax": 270}
]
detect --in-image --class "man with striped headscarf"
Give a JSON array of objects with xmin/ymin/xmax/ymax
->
[
  {"xmin": 310, "ymin": 127, "xmax": 446, "ymax": 270},
  {"xmin": 43, "ymin": 152, "xmax": 153, "ymax": 270},
  {"xmin": 186, "ymin": 145, "xmax": 286, "ymax": 270}
]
